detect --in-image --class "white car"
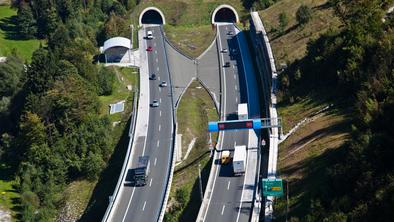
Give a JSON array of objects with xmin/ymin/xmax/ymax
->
[
  {"xmin": 151, "ymin": 100, "xmax": 159, "ymax": 107},
  {"xmin": 221, "ymin": 48, "xmax": 228, "ymax": 53},
  {"xmin": 160, "ymin": 81, "xmax": 167, "ymax": 87},
  {"xmin": 147, "ymin": 31, "xmax": 153, "ymax": 39}
]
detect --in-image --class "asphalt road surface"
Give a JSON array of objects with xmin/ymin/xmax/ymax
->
[
  {"xmin": 203, "ymin": 24, "xmax": 251, "ymax": 222},
  {"xmin": 112, "ymin": 25, "xmax": 174, "ymax": 222}
]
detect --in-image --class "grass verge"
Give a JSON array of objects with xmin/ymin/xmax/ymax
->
[
  {"xmin": 0, "ymin": 5, "xmax": 42, "ymax": 61},
  {"xmin": 164, "ymin": 25, "xmax": 216, "ymax": 58},
  {"xmin": 164, "ymin": 81, "xmax": 218, "ymax": 222},
  {"xmin": 259, "ymin": 0, "xmax": 341, "ymax": 65},
  {"xmin": 0, "ymin": 164, "xmax": 19, "ymax": 222}
]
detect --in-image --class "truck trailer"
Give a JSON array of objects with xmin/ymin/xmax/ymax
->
[
  {"xmin": 233, "ymin": 145, "xmax": 246, "ymax": 176},
  {"xmin": 238, "ymin": 103, "xmax": 248, "ymax": 120},
  {"xmin": 132, "ymin": 156, "xmax": 150, "ymax": 186}
]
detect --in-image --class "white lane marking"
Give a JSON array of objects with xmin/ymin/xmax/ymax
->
[
  {"xmin": 221, "ymin": 205, "xmax": 225, "ymax": 215},
  {"xmin": 234, "ymin": 74, "xmax": 236, "ymax": 79},
  {"xmin": 157, "ymin": 140, "xmax": 160, "ymax": 147},
  {"xmin": 159, "ymin": 124, "xmax": 161, "ymax": 131},
  {"xmin": 227, "ymin": 181, "xmax": 231, "ymax": 190},
  {"xmin": 149, "ymin": 178, "xmax": 153, "ymax": 187},
  {"xmin": 235, "ymin": 85, "xmax": 237, "ymax": 91},
  {"xmin": 234, "ymin": 141, "xmax": 236, "ymax": 147},
  {"xmin": 155, "ymin": 50, "xmax": 157, "ymax": 54},
  {"xmin": 158, "ymin": 76, "xmax": 161, "ymax": 81},
  {"xmin": 160, "ymin": 110, "xmax": 162, "ymax": 116},
  {"xmin": 160, "ymin": 98, "xmax": 162, "ymax": 103},
  {"xmin": 156, "ymin": 58, "xmax": 158, "ymax": 63},
  {"xmin": 157, "ymin": 67, "xmax": 159, "ymax": 71},
  {"xmin": 159, "ymin": 87, "xmax": 162, "ymax": 92},
  {"xmin": 154, "ymin": 158, "xmax": 157, "ymax": 166},
  {"xmin": 142, "ymin": 201, "xmax": 146, "ymax": 211},
  {"xmin": 236, "ymin": 97, "xmax": 238, "ymax": 103},
  {"xmin": 122, "ymin": 187, "xmax": 136, "ymax": 221}
]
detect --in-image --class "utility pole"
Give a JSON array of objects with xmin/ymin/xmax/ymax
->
[{"xmin": 198, "ymin": 163, "xmax": 203, "ymax": 202}]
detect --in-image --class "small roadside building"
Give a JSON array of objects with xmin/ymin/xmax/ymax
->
[{"xmin": 100, "ymin": 37, "xmax": 131, "ymax": 63}]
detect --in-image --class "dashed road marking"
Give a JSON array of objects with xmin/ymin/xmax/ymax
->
[
  {"xmin": 154, "ymin": 158, "xmax": 157, "ymax": 166},
  {"xmin": 157, "ymin": 140, "xmax": 160, "ymax": 147},
  {"xmin": 159, "ymin": 124, "xmax": 161, "ymax": 131},
  {"xmin": 235, "ymin": 85, "xmax": 237, "ymax": 90},
  {"xmin": 160, "ymin": 110, "xmax": 162, "ymax": 116},
  {"xmin": 149, "ymin": 178, "xmax": 153, "ymax": 187},
  {"xmin": 142, "ymin": 201, "xmax": 146, "ymax": 211},
  {"xmin": 221, "ymin": 205, "xmax": 225, "ymax": 215},
  {"xmin": 227, "ymin": 181, "xmax": 231, "ymax": 190}
]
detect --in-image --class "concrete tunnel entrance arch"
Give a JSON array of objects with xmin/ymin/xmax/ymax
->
[
  {"xmin": 212, "ymin": 4, "xmax": 239, "ymax": 24},
  {"xmin": 139, "ymin": 7, "xmax": 166, "ymax": 26}
]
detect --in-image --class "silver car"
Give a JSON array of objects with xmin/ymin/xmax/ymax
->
[
  {"xmin": 151, "ymin": 100, "xmax": 159, "ymax": 107},
  {"xmin": 160, "ymin": 81, "xmax": 167, "ymax": 87}
]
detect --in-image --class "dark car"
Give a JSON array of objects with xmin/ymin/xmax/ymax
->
[
  {"xmin": 147, "ymin": 46, "xmax": 153, "ymax": 51},
  {"xmin": 149, "ymin": 73, "xmax": 156, "ymax": 80},
  {"xmin": 224, "ymin": 62, "xmax": 230, "ymax": 67}
]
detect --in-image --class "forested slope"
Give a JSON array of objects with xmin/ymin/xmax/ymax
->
[{"xmin": 277, "ymin": 0, "xmax": 394, "ymax": 220}]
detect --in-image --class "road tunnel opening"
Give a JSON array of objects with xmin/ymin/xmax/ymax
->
[
  {"xmin": 212, "ymin": 5, "xmax": 239, "ymax": 24},
  {"xmin": 139, "ymin": 7, "xmax": 166, "ymax": 25}
]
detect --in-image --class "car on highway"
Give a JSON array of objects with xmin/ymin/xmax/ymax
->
[
  {"xmin": 147, "ymin": 46, "xmax": 153, "ymax": 51},
  {"xmin": 150, "ymin": 73, "xmax": 157, "ymax": 80},
  {"xmin": 146, "ymin": 31, "xmax": 153, "ymax": 39},
  {"xmin": 227, "ymin": 30, "xmax": 234, "ymax": 35},
  {"xmin": 159, "ymin": 81, "xmax": 167, "ymax": 87},
  {"xmin": 151, "ymin": 100, "xmax": 159, "ymax": 107},
  {"xmin": 221, "ymin": 48, "xmax": 228, "ymax": 53},
  {"xmin": 224, "ymin": 61, "xmax": 230, "ymax": 67}
]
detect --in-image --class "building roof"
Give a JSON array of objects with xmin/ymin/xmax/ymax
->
[{"xmin": 102, "ymin": 37, "xmax": 131, "ymax": 53}]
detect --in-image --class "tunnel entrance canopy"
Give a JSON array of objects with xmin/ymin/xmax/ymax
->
[
  {"xmin": 212, "ymin": 5, "xmax": 239, "ymax": 24},
  {"xmin": 139, "ymin": 7, "xmax": 166, "ymax": 26}
]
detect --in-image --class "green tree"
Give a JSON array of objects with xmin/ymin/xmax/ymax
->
[
  {"xmin": 278, "ymin": 12, "xmax": 288, "ymax": 34},
  {"xmin": 97, "ymin": 67, "xmax": 115, "ymax": 96},
  {"xmin": 17, "ymin": 3, "xmax": 37, "ymax": 39},
  {"xmin": 0, "ymin": 56, "xmax": 24, "ymax": 97},
  {"xmin": 296, "ymin": 5, "xmax": 312, "ymax": 25}
]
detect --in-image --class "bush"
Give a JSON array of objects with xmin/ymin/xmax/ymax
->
[
  {"xmin": 97, "ymin": 67, "xmax": 115, "ymax": 96},
  {"xmin": 296, "ymin": 5, "xmax": 312, "ymax": 25}
]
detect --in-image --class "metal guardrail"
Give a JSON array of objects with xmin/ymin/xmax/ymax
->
[{"xmin": 102, "ymin": 82, "xmax": 140, "ymax": 222}]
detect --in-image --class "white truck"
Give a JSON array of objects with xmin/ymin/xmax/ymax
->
[
  {"xmin": 238, "ymin": 103, "xmax": 248, "ymax": 120},
  {"xmin": 233, "ymin": 145, "xmax": 246, "ymax": 176}
]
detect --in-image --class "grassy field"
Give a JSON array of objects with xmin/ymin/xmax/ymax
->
[
  {"xmin": 0, "ymin": 5, "xmax": 41, "ymax": 61},
  {"xmin": 0, "ymin": 164, "xmax": 19, "ymax": 221},
  {"xmin": 164, "ymin": 25, "xmax": 216, "ymax": 58},
  {"xmin": 259, "ymin": 0, "xmax": 341, "ymax": 65},
  {"xmin": 165, "ymin": 81, "xmax": 218, "ymax": 222},
  {"xmin": 98, "ymin": 66, "xmax": 139, "ymax": 122}
]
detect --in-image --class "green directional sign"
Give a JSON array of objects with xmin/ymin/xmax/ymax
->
[{"xmin": 262, "ymin": 178, "xmax": 284, "ymax": 197}]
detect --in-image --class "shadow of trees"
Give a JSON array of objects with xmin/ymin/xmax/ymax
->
[{"xmin": 0, "ymin": 15, "xmax": 27, "ymax": 40}]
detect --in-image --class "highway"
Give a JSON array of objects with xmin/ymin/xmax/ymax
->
[
  {"xmin": 111, "ymin": 25, "xmax": 174, "ymax": 222},
  {"xmin": 203, "ymin": 24, "xmax": 252, "ymax": 222}
]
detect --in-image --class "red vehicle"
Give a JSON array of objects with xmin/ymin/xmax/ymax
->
[{"xmin": 146, "ymin": 46, "xmax": 153, "ymax": 52}]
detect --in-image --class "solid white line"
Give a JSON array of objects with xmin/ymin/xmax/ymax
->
[
  {"xmin": 227, "ymin": 181, "xmax": 231, "ymax": 190},
  {"xmin": 154, "ymin": 158, "xmax": 157, "ymax": 166},
  {"xmin": 142, "ymin": 201, "xmax": 146, "ymax": 211},
  {"xmin": 159, "ymin": 124, "xmax": 161, "ymax": 131},
  {"xmin": 221, "ymin": 204, "xmax": 225, "ymax": 215},
  {"xmin": 149, "ymin": 178, "xmax": 153, "ymax": 187},
  {"xmin": 157, "ymin": 140, "xmax": 160, "ymax": 147},
  {"xmin": 121, "ymin": 187, "xmax": 136, "ymax": 222}
]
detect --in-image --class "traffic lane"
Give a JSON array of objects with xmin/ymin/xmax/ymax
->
[{"xmin": 122, "ymin": 26, "xmax": 173, "ymax": 222}]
